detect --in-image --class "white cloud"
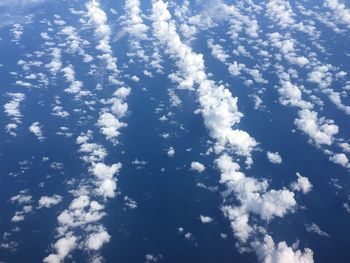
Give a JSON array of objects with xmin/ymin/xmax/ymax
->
[
  {"xmin": 10, "ymin": 192, "xmax": 32, "ymax": 205},
  {"xmin": 207, "ymin": 38, "xmax": 229, "ymax": 63},
  {"xmin": 294, "ymin": 109, "xmax": 338, "ymax": 146},
  {"xmin": 90, "ymin": 162, "xmax": 122, "ymax": 199},
  {"xmin": 167, "ymin": 146, "xmax": 175, "ymax": 157},
  {"xmin": 267, "ymin": 151, "xmax": 282, "ymax": 164},
  {"xmin": 97, "ymin": 112, "xmax": 127, "ymax": 144},
  {"xmin": 324, "ymin": 0, "xmax": 350, "ymax": 28},
  {"xmin": 329, "ymin": 153, "xmax": 349, "ymax": 168},
  {"xmin": 86, "ymin": 0, "xmax": 118, "ymax": 77},
  {"xmin": 218, "ymin": 154, "xmax": 297, "ymax": 242},
  {"xmin": 4, "ymin": 92, "xmax": 25, "ymax": 135},
  {"xmin": 306, "ymin": 223, "xmax": 329, "ymax": 237},
  {"xmin": 29, "ymin": 122, "xmax": 45, "ymax": 141},
  {"xmin": 199, "ymin": 215, "xmax": 213, "ymax": 223},
  {"xmin": 46, "ymin": 48, "xmax": 62, "ymax": 75},
  {"xmin": 38, "ymin": 195, "xmax": 63, "ymax": 209},
  {"xmin": 190, "ymin": 161, "xmax": 205, "ymax": 173},
  {"xmin": 252, "ymin": 234, "xmax": 314, "ymax": 263},
  {"xmin": 291, "ymin": 172, "xmax": 313, "ymax": 194},
  {"xmin": 43, "ymin": 235, "xmax": 77, "ymax": 263},
  {"xmin": 122, "ymin": 0, "xmax": 149, "ymax": 51},
  {"xmin": 152, "ymin": 1, "xmax": 258, "ymax": 165},
  {"xmin": 85, "ymin": 228, "xmax": 110, "ymax": 250}
]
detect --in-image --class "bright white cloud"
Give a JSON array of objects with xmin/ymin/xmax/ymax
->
[
  {"xmin": 267, "ymin": 151, "xmax": 283, "ymax": 164},
  {"xmin": 190, "ymin": 161, "xmax": 205, "ymax": 173}
]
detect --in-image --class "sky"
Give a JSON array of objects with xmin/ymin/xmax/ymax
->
[{"xmin": 1, "ymin": 0, "xmax": 350, "ymax": 262}]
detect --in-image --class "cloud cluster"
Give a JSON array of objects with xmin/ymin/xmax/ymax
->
[
  {"xmin": 29, "ymin": 122, "xmax": 45, "ymax": 141},
  {"xmin": 4, "ymin": 92, "xmax": 25, "ymax": 136},
  {"xmin": 152, "ymin": 0, "xmax": 257, "ymax": 166}
]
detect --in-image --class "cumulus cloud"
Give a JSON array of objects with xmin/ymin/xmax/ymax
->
[
  {"xmin": 85, "ymin": 228, "xmax": 110, "ymax": 250},
  {"xmin": 190, "ymin": 161, "xmax": 205, "ymax": 173},
  {"xmin": 252, "ymin": 234, "xmax": 314, "ymax": 263},
  {"xmin": 90, "ymin": 162, "xmax": 122, "ymax": 199},
  {"xmin": 217, "ymin": 154, "xmax": 297, "ymax": 242},
  {"xmin": 122, "ymin": 0, "xmax": 149, "ymax": 53},
  {"xmin": 4, "ymin": 92, "xmax": 25, "ymax": 135},
  {"xmin": 294, "ymin": 109, "xmax": 338, "ymax": 146},
  {"xmin": 290, "ymin": 172, "xmax": 313, "ymax": 194},
  {"xmin": 329, "ymin": 153, "xmax": 349, "ymax": 168},
  {"xmin": 86, "ymin": 0, "xmax": 119, "ymax": 78},
  {"xmin": 267, "ymin": 151, "xmax": 282, "ymax": 164},
  {"xmin": 324, "ymin": 0, "xmax": 350, "ymax": 28},
  {"xmin": 151, "ymin": 0, "xmax": 257, "ymax": 165},
  {"xmin": 38, "ymin": 195, "xmax": 63, "ymax": 209},
  {"xmin": 46, "ymin": 48, "xmax": 62, "ymax": 75},
  {"xmin": 199, "ymin": 215, "xmax": 213, "ymax": 223},
  {"xmin": 97, "ymin": 112, "xmax": 127, "ymax": 144},
  {"xmin": 43, "ymin": 235, "xmax": 77, "ymax": 263},
  {"xmin": 29, "ymin": 122, "xmax": 45, "ymax": 141},
  {"xmin": 207, "ymin": 38, "xmax": 229, "ymax": 63}
]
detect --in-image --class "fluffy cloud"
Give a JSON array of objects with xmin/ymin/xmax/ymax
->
[
  {"xmin": 151, "ymin": 0, "xmax": 257, "ymax": 165},
  {"xmin": 46, "ymin": 48, "xmax": 62, "ymax": 75},
  {"xmin": 122, "ymin": 0, "xmax": 149, "ymax": 56},
  {"xmin": 190, "ymin": 161, "xmax": 205, "ymax": 173},
  {"xmin": 329, "ymin": 153, "xmax": 349, "ymax": 168},
  {"xmin": 207, "ymin": 38, "xmax": 229, "ymax": 63},
  {"xmin": 43, "ymin": 235, "xmax": 77, "ymax": 263},
  {"xmin": 267, "ymin": 152, "xmax": 282, "ymax": 164},
  {"xmin": 38, "ymin": 195, "xmax": 63, "ymax": 209},
  {"xmin": 97, "ymin": 112, "xmax": 127, "ymax": 143},
  {"xmin": 86, "ymin": 0, "xmax": 118, "ymax": 77},
  {"xmin": 90, "ymin": 162, "xmax": 122, "ymax": 199},
  {"xmin": 85, "ymin": 228, "xmax": 110, "ymax": 250},
  {"xmin": 290, "ymin": 172, "xmax": 313, "ymax": 194},
  {"xmin": 199, "ymin": 215, "xmax": 213, "ymax": 223},
  {"xmin": 252, "ymin": 234, "xmax": 314, "ymax": 263},
  {"xmin": 324, "ymin": 0, "xmax": 350, "ymax": 28},
  {"xmin": 4, "ymin": 92, "xmax": 25, "ymax": 122},
  {"xmin": 29, "ymin": 122, "xmax": 45, "ymax": 141},
  {"xmin": 294, "ymin": 109, "xmax": 338, "ymax": 146},
  {"xmin": 4, "ymin": 92, "xmax": 25, "ymax": 135},
  {"xmin": 218, "ymin": 154, "xmax": 297, "ymax": 242}
]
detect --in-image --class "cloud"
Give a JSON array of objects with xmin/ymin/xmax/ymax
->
[
  {"xmin": 38, "ymin": 195, "xmax": 63, "ymax": 209},
  {"xmin": 43, "ymin": 235, "xmax": 77, "ymax": 263},
  {"xmin": 199, "ymin": 215, "xmax": 213, "ymax": 223},
  {"xmin": 218, "ymin": 154, "xmax": 297, "ymax": 242},
  {"xmin": 97, "ymin": 112, "xmax": 127, "ymax": 144},
  {"xmin": 90, "ymin": 162, "xmax": 122, "ymax": 199},
  {"xmin": 267, "ymin": 152, "xmax": 283, "ymax": 164},
  {"xmin": 45, "ymin": 48, "xmax": 62, "ymax": 75},
  {"xmin": 324, "ymin": 0, "xmax": 350, "ymax": 28},
  {"xmin": 10, "ymin": 191, "xmax": 32, "ymax": 205},
  {"xmin": 252, "ymin": 234, "xmax": 314, "ymax": 263},
  {"xmin": 329, "ymin": 153, "xmax": 349, "ymax": 168},
  {"xmin": 167, "ymin": 146, "xmax": 175, "ymax": 157},
  {"xmin": 85, "ymin": 228, "xmax": 110, "ymax": 250},
  {"xmin": 86, "ymin": 0, "xmax": 119, "ymax": 78},
  {"xmin": 291, "ymin": 172, "xmax": 313, "ymax": 194},
  {"xmin": 29, "ymin": 122, "xmax": 45, "ymax": 141},
  {"xmin": 306, "ymin": 223, "xmax": 329, "ymax": 237},
  {"xmin": 294, "ymin": 109, "xmax": 338, "ymax": 146},
  {"xmin": 152, "ymin": 0, "xmax": 258, "ymax": 165},
  {"xmin": 4, "ymin": 92, "xmax": 25, "ymax": 135},
  {"xmin": 207, "ymin": 38, "xmax": 229, "ymax": 63},
  {"xmin": 122, "ymin": 0, "xmax": 149, "ymax": 51},
  {"xmin": 190, "ymin": 161, "xmax": 206, "ymax": 173}
]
